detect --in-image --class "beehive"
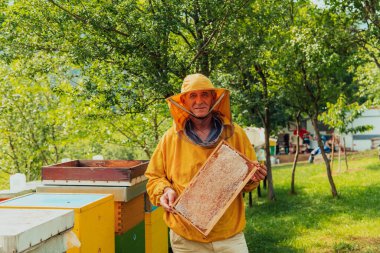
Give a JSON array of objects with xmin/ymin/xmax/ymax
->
[
  {"xmin": 145, "ymin": 207, "xmax": 168, "ymax": 253},
  {"xmin": 0, "ymin": 209, "xmax": 74, "ymax": 253},
  {"xmin": 0, "ymin": 193, "xmax": 115, "ymax": 253}
]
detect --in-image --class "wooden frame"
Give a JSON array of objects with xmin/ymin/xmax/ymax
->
[{"xmin": 172, "ymin": 140, "xmax": 257, "ymax": 236}]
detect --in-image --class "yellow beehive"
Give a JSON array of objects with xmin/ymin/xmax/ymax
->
[
  {"xmin": 37, "ymin": 181, "xmax": 147, "ymax": 235},
  {"xmin": 0, "ymin": 193, "xmax": 115, "ymax": 253},
  {"xmin": 145, "ymin": 207, "xmax": 168, "ymax": 253}
]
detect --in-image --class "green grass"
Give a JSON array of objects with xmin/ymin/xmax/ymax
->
[{"xmin": 245, "ymin": 150, "xmax": 380, "ymax": 253}]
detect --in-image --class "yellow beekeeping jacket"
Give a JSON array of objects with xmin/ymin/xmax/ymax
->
[{"xmin": 145, "ymin": 74, "xmax": 259, "ymax": 242}]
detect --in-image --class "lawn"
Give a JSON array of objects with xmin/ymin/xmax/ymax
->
[{"xmin": 245, "ymin": 150, "xmax": 380, "ymax": 253}]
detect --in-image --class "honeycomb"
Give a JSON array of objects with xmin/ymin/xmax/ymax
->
[{"xmin": 174, "ymin": 143, "xmax": 251, "ymax": 233}]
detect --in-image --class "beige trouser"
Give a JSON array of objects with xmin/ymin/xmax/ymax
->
[{"xmin": 169, "ymin": 230, "xmax": 249, "ymax": 253}]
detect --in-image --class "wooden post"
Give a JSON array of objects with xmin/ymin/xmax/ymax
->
[
  {"xmin": 257, "ymin": 183, "xmax": 261, "ymax": 197},
  {"xmin": 331, "ymin": 135, "xmax": 335, "ymax": 170},
  {"xmin": 343, "ymin": 137, "xmax": 348, "ymax": 171},
  {"xmin": 338, "ymin": 137, "xmax": 341, "ymax": 173}
]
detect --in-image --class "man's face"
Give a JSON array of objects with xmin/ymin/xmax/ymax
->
[{"xmin": 182, "ymin": 90, "xmax": 215, "ymax": 118}]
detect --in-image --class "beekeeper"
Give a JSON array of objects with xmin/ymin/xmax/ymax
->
[{"xmin": 145, "ymin": 73, "xmax": 267, "ymax": 253}]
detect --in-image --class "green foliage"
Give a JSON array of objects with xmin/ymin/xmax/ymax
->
[
  {"xmin": 320, "ymin": 94, "xmax": 374, "ymax": 134},
  {"xmin": 282, "ymin": 4, "xmax": 358, "ymax": 117},
  {"xmin": 0, "ymin": 0, "xmax": 255, "ymax": 101},
  {"xmin": 95, "ymin": 102, "xmax": 171, "ymax": 158},
  {"xmin": 217, "ymin": 0, "xmax": 291, "ymax": 131},
  {"xmin": 245, "ymin": 150, "xmax": 380, "ymax": 252},
  {"xmin": 0, "ymin": 56, "xmax": 169, "ymax": 179},
  {"xmin": 327, "ymin": 0, "xmax": 380, "ymax": 69},
  {"xmin": 0, "ymin": 0, "xmax": 379, "ymax": 192},
  {"xmin": 354, "ymin": 62, "xmax": 380, "ymax": 105},
  {"xmin": 0, "ymin": 61, "xmax": 83, "ymax": 180}
]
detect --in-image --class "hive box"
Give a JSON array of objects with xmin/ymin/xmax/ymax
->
[
  {"xmin": 145, "ymin": 207, "xmax": 168, "ymax": 253},
  {"xmin": 36, "ymin": 181, "xmax": 147, "ymax": 202},
  {"xmin": 173, "ymin": 141, "xmax": 257, "ymax": 236},
  {"xmin": 114, "ymin": 194, "xmax": 145, "ymax": 235},
  {"xmin": 0, "ymin": 208, "xmax": 74, "ymax": 253},
  {"xmin": 115, "ymin": 221, "xmax": 145, "ymax": 253},
  {"xmin": 42, "ymin": 160, "xmax": 148, "ymax": 186},
  {"xmin": 37, "ymin": 181, "xmax": 147, "ymax": 234},
  {"xmin": 0, "ymin": 193, "xmax": 115, "ymax": 253}
]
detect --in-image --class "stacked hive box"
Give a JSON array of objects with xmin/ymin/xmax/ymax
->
[
  {"xmin": 39, "ymin": 159, "xmax": 149, "ymax": 253},
  {"xmin": 0, "ymin": 193, "xmax": 114, "ymax": 253},
  {"xmin": 114, "ymin": 193, "xmax": 146, "ymax": 253},
  {"xmin": 37, "ymin": 182, "xmax": 147, "ymax": 236},
  {"xmin": 37, "ymin": 185, "xmax": 147, "ymax": 253}
]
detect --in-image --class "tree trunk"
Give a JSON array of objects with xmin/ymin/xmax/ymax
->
[
  {"xmin": 253, "ymin": 63, "xmax": 275, "ymax": 201},
  {"xmin": 290, "ymin": 112, "xmax": 301, "ymax": 195},
  {"xmin": 264, "ymin": 124, "xmax": 275, "ymax": 200},
  {"xmin": 311, "ymin": 116, "xmax": 338, "ymax": 197},
  {"xmin": 193, "ymin": 1, "xmax": 210, "ymax": 76},
  {"xmin": 255, "ymin": 63, "xmax": 275, "ymax": 201},
  {"xmin": 264, "ymin": 109, "xmax": 275, "ymax": 201}
]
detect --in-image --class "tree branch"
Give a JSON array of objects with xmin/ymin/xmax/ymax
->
[{"xmin": 47, "ymin": 0, "xmax": 130, "ymax": 38}]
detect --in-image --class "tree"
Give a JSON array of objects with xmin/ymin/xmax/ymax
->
[
  {"xmin": 354, "ymin": 62, "xmax": 380, "ymax": 105},
  {"xmin": 320, "ymin": 94, "xmax": 373, "ymax": 171},
  {"xmin": 0, "ymin": 0, "xmax": 259, "ymax": 164},
  {"xmin": 99, "ymin": 102, "xmax": 171, "ymax": 158},
  {"xmin": 327, "ymin": 0, "xmax": 380, "ymax": 69},
  {"xmin": 215, "ymin": 0, "xmax": 297, "ymax": 201},
  {"xmin": 0, "ymin": 60, "xmax": 78, "ymax": 180},
  {"xmin": 282, "ymin": 5, "xmax": 360, "ymax": 197},
  {"xmin": 0, "ymin": 0, "xmax": 254, "ymax": 101}
]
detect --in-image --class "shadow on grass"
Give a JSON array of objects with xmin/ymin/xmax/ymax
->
[
  {"xmin": 365, "ymin": 163, "xmax": 380, "ymax": 171},
  {"xmin": 244, "ymin": 183, "xmax": 380, "ymax": 253}
]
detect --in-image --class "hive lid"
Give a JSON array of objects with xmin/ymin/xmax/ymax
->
[
  {"xmin": 0, "ymin": 193, "xmax": 112, "ymax": 211},
  {"xmin": 0, "ymin": 208, "xmax": 74, "ymax": 253}
]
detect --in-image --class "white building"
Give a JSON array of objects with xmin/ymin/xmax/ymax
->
[
  {"xmin": 300, "ymin": 108, "xmax": 380, "ymax": 152},
  {"xmin": 341, "ymin": 108, "xmax": 380, "ymax": 151}
]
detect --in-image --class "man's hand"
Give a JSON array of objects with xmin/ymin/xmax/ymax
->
[
  {"xmin": 160, "ymin": 187, "xmax": 177, "ymax": 213},
  {"xmin": 251, "ymin": 162, "xmax": 267, "ymax": 182}
]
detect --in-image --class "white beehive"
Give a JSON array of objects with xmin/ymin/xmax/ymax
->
[{"xmin": 0, "ymin": 208, "xmax": 74, "ymax": 253}]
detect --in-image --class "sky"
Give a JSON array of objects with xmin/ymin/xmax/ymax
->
[{"xmin": 313, "ymin": 0, "xmax": 326, "ymax": 8}]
